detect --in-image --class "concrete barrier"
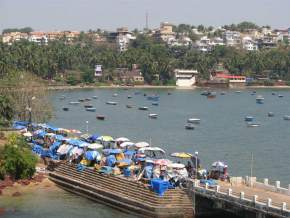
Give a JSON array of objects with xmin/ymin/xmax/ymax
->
[{"xmin": 251, "ymin": 178, "xmax": 290, "ymax": 196}]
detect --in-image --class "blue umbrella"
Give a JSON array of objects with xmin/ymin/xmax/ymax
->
[
  {"xmin": 85, "ymin": 150, "xmax": 100, "ymax": 161},
  {"xmin": 55, "ymin": 135, "xmax": 65, "ymax": 141},
  {"xmin": 89, "ymin": 134, "xmax": 99, "ymax": 142}
]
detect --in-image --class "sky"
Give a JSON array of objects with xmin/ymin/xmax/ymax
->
[{"xmin": 0, "ymin": 0, "xmax": 290, "ymax": 32}]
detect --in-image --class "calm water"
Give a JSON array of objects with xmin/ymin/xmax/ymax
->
[{"xmin": 2, "ymin": 88, "xmax": 290, "ymax": 217}]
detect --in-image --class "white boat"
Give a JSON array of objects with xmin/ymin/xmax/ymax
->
[
  {"xmin": 283, "ymin": 115, "xmax": 290, "ymax": 120},
  {"xmin": 256, "ymin": 95, "xmax": 264, "ymax": 104},
  {"xmin": 149, "ymin": 113, "xmax": 158, "ymax": 119},
  {"xmin": 175, "ymin": 69, "xmax": 198, "ymax": 87},
  {"xmin": 113, "ymin": 93, "xmax": 118, "ymax": 97},
  {"xmin": 69, "ymin": 101, "xmax": 80, "ymax": 105},
  {"xmin": 106, "ymin": 101, "xmax": 117, "ymax": 105},
  {"xmin": 86, "ymin": 107, "xmax": 96, "ymax": 112},
  {"xmin": 92, "ymin": 96, "xmax": 98, "ymax": 99},
  {"xmin": 139, "ymin": 106, "xmax": 149, "ymax": 111},
  {"xmin": 187, "ymin": 118, "xmax": 201, "ymax": 124},
  {"xmin": 247, "ymin": 122, "xmax": 260, "ymax": 127}
]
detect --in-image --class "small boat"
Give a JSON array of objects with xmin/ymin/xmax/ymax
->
[
  {"xmin": 96, "ymin": 115, "xmax": 105, "ymax": 120},
  {"xmin": 220, "ymin": 91, "xmax": 226, "ymax": 95},
  {"xmin": 149, "ymin": 113, "xmax": 158, "ymax": 119},
  {"xmin": 245, "ymin": 116, "xmax": 254, "ymax": 122},
  {"xmin": 86, "ymin": 107, "xmax": 96, "ymax": 112},
  {"xmin": 139, "ymin": 107, "xmax": 149, "ymax": 111},
  {"xmin": 62, "ymin": 107, "xmax": 69, "ymax": 111},
  {"xmin": 127, "ymin": 95, "xmax": 132, "ymax": 99},
  {"xmin": 185, "ymin": 124, "xmax": 195, "ymax": 130},
  {"xmin": 79, "ymin": 99, "xmax": 85, "ymax": 102},
  {"xmin": 152, "ymin": 102, "xmax": 159, "ymax": 106},
  {"xmin": 207, "ymin": 92, "xmax": 216, "ymax": 99},
  {"xmin": 168, "ymin": 92, "xmax": 172, "ymax": 95},
  {"xmin": 272, "ymin": 92, "xmax": 276, "ymax": 95},
  {"xmin": 256, "ymin": 95, "xmax": 264, "ymax": 104},
  {"xmin": 235, "ymin": 91, "xmax": 241, "ymax": 93},
  {"xmin": 69, "ymin": 101, "xmax": 80, "ymax": 105},
  {"xmin": 187, "ymin": 118, "xmax": 201, "ymax": 124},
  {"xmin": 106, "ymin": 101, "xmax": 117, "ymax": 105},
  {"xmin": 201, "ymin": 91, "xmax": 211, "ymax": 96},
  {"xmin": 147, "ymin": 96, "xmax": 160, "ymax": 101},
  {"xmin": 268, "ymin": 112, "xmax": 274, "ymax": 117},
  {"xmin": 143, "ymin": 93, "xmax": 147, "ymax": 96},
  {"xmin": 85, "ymin": 98, "xmax": 92, "ymax": 101},
  {"xmin": 283, "ymin": 115, "xmax": 290, "ymax": 120},
  {"xmin": 278, "ymin": 94, "xmax": 284, "ymax": 98},
  {"xmin": 113, "ymin": 93, "xmax": 118, "ymax": 97},
  {"xmin": 92, "ymin": 96, "xmax": 98, "ymax": 99},
  {"xmin": 59, "ymin": 95, "xmax": 66, "ymax": 100},
  {"xmin": 126, "ymin": 105, "xmax": 133, "ymax": 108},
  {"xmin": 247, "ymin": 122, "xmax": 260, "ymax": 127},
  {"xmin": 84, "ymin": 104, "xmax": 94, "ymax": 108}
]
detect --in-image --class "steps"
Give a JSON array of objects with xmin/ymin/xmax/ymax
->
[{"xmin": 49, "ymin": 162, "xmax": 194, "ymax": 218}]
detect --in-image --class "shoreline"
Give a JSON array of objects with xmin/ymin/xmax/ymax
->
[{"xmin": 47, "ymin": 84, "xmax": 290, "ymax": 90}]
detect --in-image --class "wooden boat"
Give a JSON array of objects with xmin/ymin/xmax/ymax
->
[
  {"xmin": 185, "ymin": 123, "xmax": 195, "ymax": 130},
  {"xmin": 139, "ymin": 106, "xmax": 149, "ymax": 111},
  {"xmin": 148, "ymin": 113, "xmax": 158, "ymax": 119},
  {"xmin": 187, "ymin": 118, "xmax": 201, "ymax": 124},
  {"xmin": 245, "ymin": 116, "xmax": 254, "ymax": 122},
  {"xmin": 106, "ymin": 101, "xmax": 117, "ymax": 105},
  {"xmin": 96, "ymin": 115, "xmax": 105, "ymax": 120},
  {"xmin": 86, "ymin": 107, "xmax": 96, "ymax": 112},
  {"xmin": 62, "ymin": 107, "xmax": 69, "ymax": 111}
]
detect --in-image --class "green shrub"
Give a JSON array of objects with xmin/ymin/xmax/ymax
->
[
  {"xmin": 66, "ymin": 75, "xmax": 79, "ymax": 86},
  {"xmin": 263, "ymin": 80, "xmax": 274, "ymax": 86}
]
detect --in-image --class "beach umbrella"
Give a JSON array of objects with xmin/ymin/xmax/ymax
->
[
  {"xmin": 170, "ymin": 152, "xmax": 192, "ymax": 158},
  {"xmin": 97, "ymin": 135, "xmax": 114, "ymax": 142},
  {"xmin": 70, "ymin": 147, "xmax": 84, "ymax": 156},
  {"xmin": 87, "ymin": 143, "xmax": 103, "ymax": 150},
  {"xmin": 211, "ymin": 161, "xmax": 226, "ymax": 168},
  {"xmin": 103, "ymin": 149, "xmax": 122, "ymax": 156},
  {"xmin": 85, "ymin": 150, "xmax": 100, "ymax": 161},
  {"xmin": 89, "ymin": 134, "xmax": 99, "ymax": 141},
  {"xmin": 119, "ymin": 141, "xmax": 135, "ymax": 148},
  {"xmin": 168, "ymin": 163, "xmax": 186, "ymax": 169},
  {"xmin": 154, "ymin": 159, "xmax": 172, "ymax": 166},
  {"xmin": 57, "ymin": 144, "xmax": 73, "ymax": 155},
  {"xmin": 23, "ymin": 132, "xmax": 33, "ymax": 137},
  {"xmin": 80, "ymin": 134, "xmax": 90, "ymax": 140},
  {"xmin": 78, "ymin": 141, "xmax": 90, "ymax": 148},
  {"xmin": 115, "ymin": 137, "xmax": 130, "ymax": 142},
  {"xmin": 135, "ymin": 141, "xmax": 150, "ymax": 148},
  {"xmin": 54, "ymin": 134, "xmax": 65, "ymax": 141},
  {"xmin": 138, "ymin": 147, "xmax": 165, "ymax": 154}
]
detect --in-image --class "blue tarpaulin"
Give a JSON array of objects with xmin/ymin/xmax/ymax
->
[{"xmin": 49, "ymin": 141, "xmax": 62, "ymax": 152}]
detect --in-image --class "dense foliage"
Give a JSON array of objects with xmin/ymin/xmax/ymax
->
[
  {"xmin": 0, "ymin": 95, "xmax": 14, "ymax": 127},
  {"xmin": 2, "ymin": 27, "xmax": 33, "ymax": 34},
  {"xmin": 0, "ymin": 32, "xmax": 290, "ymax": 84},
  {"xmin": 0, "ymin": 134, "xmax": 37, "ymax": 180}
]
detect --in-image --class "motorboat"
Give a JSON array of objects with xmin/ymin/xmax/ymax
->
[
  {"xmin": 62, "ymin": 107, "xmax": 69, "ymax": 111},
  {"xmin": 185, "ymin": 123, "xmax": 195, "ymax": 130},
  {"xmin": 247, "ymin": 122, "xmax": 260, "ymax": 127},
  {"xmin": 152, "ymin": 102, "xmax": 159, "ymax": 106},
  {"xmin": 139, "ymin": 106, "xmax": 149, "ymax": 111},
  {"xmin": 85, "ymin": 98, "xmax": 92, "ymax": 101},
  {"xmin": 69, "ymin": 101, "xmax": 80, "ymax": 105},
  {"xmin": 148, "ymin": 113, "xmax": 158, "ymax": 119},
  {"xmin": 283, "ymin": 115, "xmax": 290, "ymax": 120},
  {"xmin": 187, "ymin": 118, "xmax": 201, "ymax": 124},
  {"xmin": 256, "ymin": 95, "xmax": 264, "ymax": 104},
  {"xmin": 127, "ymin": 95, "xmax": 132, "ymax": 99},
  {"xmin": 245, "ymin": 116, "xmax": 254, "ymax": 122},
  {"xmin": 268, "ymin": 112, "xmax": 274, "ymax": 117},
  {"xmin": 86, "ymin": 107, "xmax": 96, "ymax": 112},
  {"xmin": 106, "ymin": 101, "xmax": 117, "ymax": 105},
  {"xmin": 96, "ymin": 115, "xmax": 105, "ymax": 120},
  {"xmin": 78, "ymin": 99, "xmax": 85, "ymax": 102}
]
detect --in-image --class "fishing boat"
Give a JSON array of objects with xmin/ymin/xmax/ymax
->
[
  {"xmin": 207, "ymin": 92, "xmax": 216, "ymax": 99},
  {"xmin": 113, "ymin": 93, "xmax": 118, "ymax": 97},
  {"xmin": 245, "ymin": 116, "xmax": 254, "ymax": 122},
  {"xmin": 59, "ymin": 95, "xmax": 66, "ymax": 100},
  {"xmin": 62, "ymin": 107, "xmax": 69, "ymax": 111},
  {"xmin": 278, "ymin": 94, "xmax": 284, "ymax": 98},
  {"xmin": 126, "ymin": 105, "xmax": 133, "ymax": 108},
  {"xmin": 92, "ymin": 96, "xmax": 98, "ymax": 99},
  {"xmin": 84, "ymin": 104, "xmax": 93, "ymax": 108},
  {"xmin": 69, "ymin": 101, "xmax": 80, "ymax": 105},
  {"xmin": 147, "ymin": 96, "xmax": 159, "ymax": 101},
  {"xmin": 247, "ymin": 122, "xmax": 260, "ymax": 127},
  {"xmin": 96, "ymin": 115, "xmax": 105, "ymax": 120},
  {"xmin": 86, "ymin": 107, "xmax": 96, "ymax": 112},
  {"xmin": 185, "ymin": 123, "xmax": 195, "ymax": 130},
  {"xmin": 187, "ymin": 118, "xmax": 201, "ymax": 124},
  {"xmin": 139, "ymin": 106, "xmax": 149, "ymax": 111},
  {"xmin": 256, "ymin": 95, "xmax": 264, "ymax": 104},
  {"xmin": 106, "ymin": 101, "xmax": 117, "ymax": 105},
  {"xmin": 283, "ymin": 115, "xmax": 290, "ymax": 120},
  {"xmin": 268, "ymin": 112, "xmax": 274, "ymax": 117},
  {"xmin": 148, "ymin": 113, "xmax": 158, "ymax": 119},
  {"xmin": 127, "ymin": 95, "xmax": 132, "ymax": 99},
  {"xmin": 85, "ymin": 98, "xmax": 92, "ymax": 101},
  {"xmin": 152, "ymin": 102, "xmax": 159, "ymax": 106}
]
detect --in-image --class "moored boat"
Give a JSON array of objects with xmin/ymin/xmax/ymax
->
[
  {"xmin": 113, "ymin": 93, "xmax": 118, "ymax": 97},
  {"xmin": 152, "ymin": 102, "xmax": 159, "ymax": 106},
  {"xmin": 86, "ymin": 107, "xmax": 96, "ymax": 112},
  {"xmin": 207, "ymin": 92, "xmax": 216, "ymax": 99},
  {"xmin": 126, "ymin": 104, "xmax": 133, "ymax": 108},
  {"xmin": 245, "ymin": 116, "xmax": 254, "ymax": 122},
  {"xmin": 187, "ymin": 118, "xmax": 201, "ymax": 124},
  {"xmin": 256, "ymin": 95, "xmax": 264, "ymax": 104},
  {"xmin": 283, "ymin": 115, "xmax": 290, "ymax": 120},
  {"xmin": 96, "ymin": 115, "xmax": 105, "ymax": 120},
  {"xmin": 268, "ymin": 112, "xmax": 274, "ymax": 117},
  {"xmin": 69, "ymin": 101, "xmax": 80, "ymax": 105},
  {"xmin": 147, "ymin": 95, "xmax": 159, "ymax": 101},
  {"xmin": 139, "ymin": 106, "xmax": 149, "ymax": 111},
  {"xmin": 92, "ymin": 96, "xmax": 98, "ymax": 99},
  {"xmin": 148, "ymin": 113, "xmax": 158, "ymax": 119},
  {"xmin": 84, "ymin": 104, "xmax": 93, "ymax": 108},
  {"xmin": 278, "ymin": 94, "xmax": 284, "ymax": 98},
  {"xmin": 62, "ymin": 107, "xmax": 69, "ymax": 111},
  {"xmin": 106, "ymin": 101, "xmax": 117, "ymax": 105},
  {"xmin": 185, "ymin": 123, "xmax": 195, "ymax": 130},
  {"xmin": 247, "ymin": 122, "xmax": 260, "ymax": 127},
  {"xmin": 127, "ymin": 95, "xmax": 132, "ymax": 99}
]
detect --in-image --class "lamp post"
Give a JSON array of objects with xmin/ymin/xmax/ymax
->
[
  {"xmin": 27, "ymin": 96, "xmax": 36, "ymax": 131},
  {"xmin": 86, "ymin": 121, "xmax": 89, "ymax": 133},
  {"xmin": 193, "ymin": 150, "xmax": 198, "ymax": 216},
  {"xmin": 195, "ymin": 151, "xmax": 198, "ymax": 180}
]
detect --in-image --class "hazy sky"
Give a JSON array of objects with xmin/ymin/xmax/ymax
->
[{"xmin": 1, "ymin": 0, "xmax": 290, "ymax": 32}]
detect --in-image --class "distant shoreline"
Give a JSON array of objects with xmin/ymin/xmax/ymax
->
[{"xmin": 47, "ymin": 84, "xmax": 290, "ymax": 90}]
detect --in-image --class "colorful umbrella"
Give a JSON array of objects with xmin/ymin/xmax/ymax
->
[
  {"xmin": 115, "ymin": 137, "xmax": 130, "ymax": 142},
  {"xmin": 135, "ymin": 141, "xmax": 150, "ymax": 148},
  {"xmin": 119, "ymin": 141, "xmax": 135, "ymax": 148},
  {"xmin": 87, "ymin": 143, "xmax": 103, "ymax": 150},
  {"xmin": 154, "ymin": 159, "xmax": 172, "ymax": 166},
  {"xmin": 97, "ymin": 135, "xmax": 114, "ymax": 142},
  {"xmin": 170, "ymin": 152, "xmax": 192, "ymax": 158}
]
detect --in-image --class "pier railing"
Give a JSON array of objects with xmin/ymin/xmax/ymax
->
[{"xmin": 191, "ymin": 180, "xmax": 290, "ymax": 217}]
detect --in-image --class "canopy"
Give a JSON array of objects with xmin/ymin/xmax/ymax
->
[
  {"xmin": 168, "ymin": 163, "xmax": 186, "ymax": 169},
  {"xmin": 54, "ymin": 134, "xmax": 65, "ymax": 141},
  {"xmin": 138, "ymin": 147, "xmax": 165, "ymax": 154},
  {"xmin": 70, "ymin": 147, "xmax": 84, "ymax": 156},
  {"xmin": 85, "ymin": 150, "xmax": 101, "ymax": 161},
  {"xmin": 171, "ymin": 152, "xmax": 192, "ymax": 158},
  {"xmin": 135, "ymin": 141, "xmax": 150, "ymax": 148},
  {"xmin": 119, "ymin": 141, "xmax": 135, "ymax": 148},
  {"xmin": 23, "ymin": 132, "xmax": 32, "ymax": 137},
  {"xmin": 66, "ymin": 139, "xmax": 84, "ymax": 146},
  {"xmin": 154, "ymin": 159, "xmax": 172, "ymax": 166},
  {"xmin": 49, "ymin": 141, "xmax": 62, "ymax": 151},
  {"xmin": 212, "ymin": 161, "xmax": 227, "ymax": 168},
  {"xmin": 78, "ymin": 141, "xmax": 90, "ymax": 148},
  {"xmin": 57, "ymin": 144, "xmax": 73, "ymax": 155},
  {"xmin": 115, "ymin": 137, "xmax": 130, "ymax": 142},
  {"xmin": 103, "ymin": 149, "xmax": 123, "ymax": 155},
  {"xmin": 97, "ymin": 135, "xmax": 114, "ymax": 142},
  {"xmin": 87, "ymin": 143, "xmax": 103, "ymax": 150}
]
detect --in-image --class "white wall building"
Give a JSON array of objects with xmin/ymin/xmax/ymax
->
[
  {"xmin": 223, "ymin": 31, "xmax": 241, "ymax": 47},
  {"xmin": 174, "ymin": 69, "xmax": 198, "ymax": 87},
  {"xmin": 242, "ymin": 36, "xmax": 258, "ymax": 51}
]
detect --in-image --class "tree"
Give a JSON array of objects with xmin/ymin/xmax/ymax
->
[{"xmin": 0, "ymin": 95, "xmax": 14, "ymax": 127}]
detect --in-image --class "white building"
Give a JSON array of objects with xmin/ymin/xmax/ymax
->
[
  {"xmin": 174, "ymin": 69, "xmax": 198, "ymax": 87},
  {"xmin": 242, "ymin": 36, "xmax": 258, "ymax": 51},
  {"xmin": 28, "ymin": 32, "xmax": 48, "ymax": 45},
  {"xmin": 223, "ymin": 31, "xmax": 241, "ymax": 47},
  {"xmin": 116, "ymin": 27, "xmax": 136, "ymax": 52}
]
